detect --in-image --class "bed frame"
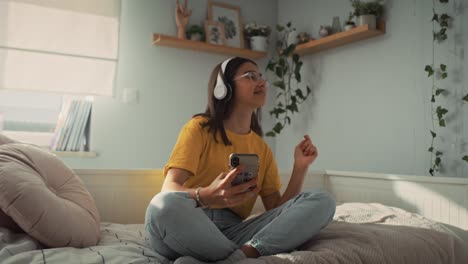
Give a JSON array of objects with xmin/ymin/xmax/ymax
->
[{"xmin": 75, "ymin": 169, "xmax": 468, "ymax": 230}]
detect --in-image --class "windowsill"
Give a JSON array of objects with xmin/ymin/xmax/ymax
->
[
  {"xmin": 52, "ymin": 151, "xmax": 98, "ymax": 158},
  {"xmin": 2, "ymin": 131, "xmax": 97, "ymax": 158}
]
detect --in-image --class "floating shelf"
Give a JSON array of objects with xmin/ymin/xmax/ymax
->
[
  {"xmin": 153, "ymin": 34, "xmax": 267, "ymax": 59},
  {"xmin": 295, "ymin": 22, "xmax": 385, "ymax": 55}
]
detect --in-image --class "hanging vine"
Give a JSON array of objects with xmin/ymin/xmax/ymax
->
[{"xmin": 425, "ymin": 0, "xmax": 468, "ymax": 176}]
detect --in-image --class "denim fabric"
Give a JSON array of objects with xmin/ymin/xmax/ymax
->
[{"xmin": 145, "ymin": 190, "xmax": 335, "ymax": 261}]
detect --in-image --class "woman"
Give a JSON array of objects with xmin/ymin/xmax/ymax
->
[{"xmin": 145, "ymin": 57, "xmax": 336, "ymax": 264}]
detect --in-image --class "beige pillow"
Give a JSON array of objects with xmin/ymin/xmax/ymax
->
[
  {"xmin": 0, "ymin": 143, "xmax": 101, "ymax": 248},
  {"xmin": 0, "ymin": 134, "xmax": 21, "ymax": 232}
]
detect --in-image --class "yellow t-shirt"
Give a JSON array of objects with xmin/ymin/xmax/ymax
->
[{"xmin": 164, "ymin": 116, "xmax": 282, "ymax": 219}]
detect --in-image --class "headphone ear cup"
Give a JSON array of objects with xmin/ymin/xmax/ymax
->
[{"xmin": 214, "ymin": 83, "xmax": 227, "ymax": 100}]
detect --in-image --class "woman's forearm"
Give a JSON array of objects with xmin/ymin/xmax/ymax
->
[
  {"xmin": 161, "ymin": 181, "xmax": 197, "ymax": 200},
  {"xmin": 277, "ymin": 165, "xmax": 308, "ymax": 206}
]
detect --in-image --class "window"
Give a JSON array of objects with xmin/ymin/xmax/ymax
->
[{"xmin": 0, "ymin": 90, "xmax": 92, "ymax": 148}]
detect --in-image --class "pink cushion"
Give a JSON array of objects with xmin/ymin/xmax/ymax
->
[{"xmin": 0, "ymin": 143, "xmax": 101, "ymax": 247}]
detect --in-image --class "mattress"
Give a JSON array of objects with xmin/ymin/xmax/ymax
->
[{"xmin": 1, "ymin": 203, "xmax": 467, "ymax": 264}]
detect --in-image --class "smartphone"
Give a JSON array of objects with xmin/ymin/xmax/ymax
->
[{"xmin": 229, "ymin": 153, "xmax": 259, "ymax": 186}]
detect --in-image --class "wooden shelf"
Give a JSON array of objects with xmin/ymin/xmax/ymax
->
[
  {"xmin": 295, "ymin": 22, "xmax": 385, "ymax": 55},
  {"xmin": 153, "ymin": 34, "xmax": 266, "ymax": 59}
]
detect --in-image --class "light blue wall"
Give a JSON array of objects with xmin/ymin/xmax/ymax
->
[
  {"xmin": 62, "ymin": 0, "xmax": 467, "ymax": 178},
  {"xmin": 276, "ymin": 0, "xmax": 467, "ymax": 177},
  {"xmin": 62, "ymin": 0, "xmax": 278, "ymax": 169}
]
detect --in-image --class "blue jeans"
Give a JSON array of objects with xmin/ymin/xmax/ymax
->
[{"xmin": 145, "ymin": 190, "xmax": 336, "ymax": 262}]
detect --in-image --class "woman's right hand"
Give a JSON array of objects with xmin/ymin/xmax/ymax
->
[{"xmin": 199, "ymin": 166, "xmax": 261, "ymax": 209}]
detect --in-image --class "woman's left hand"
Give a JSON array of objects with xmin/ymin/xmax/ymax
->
[{"xmin": 294, "ymin": 135, "xmax": 318, "ymax": 169}]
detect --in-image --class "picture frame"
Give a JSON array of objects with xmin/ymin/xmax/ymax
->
[
  {"xmin": 207, "ymin": 0, "xmax": 244, "ymax": 48},
  {"xmin": 205, "ymin": 20, "xmax": 226, "ymax": 46}
]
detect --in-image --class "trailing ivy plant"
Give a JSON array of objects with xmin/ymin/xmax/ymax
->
[
  {"xmin": 425, "ymin": 0, "xmax": 468, "ymax": 175},
  {"xmin": 265, "ymin": 22, "xmax": 311, "ymax": 137}
]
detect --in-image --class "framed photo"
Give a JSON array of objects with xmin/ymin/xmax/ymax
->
[
  {"xmin": 205, "ymin": 21, "xmax": 226, "ymax": 46},
  {"xmin": 207, "ymin": 0, "xmax": 244, "ymax": 48}
]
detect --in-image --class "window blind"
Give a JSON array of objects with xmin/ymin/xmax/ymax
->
[{"xmin": 0, "ymin": 0, "xmax": 120, "ymax": 96}]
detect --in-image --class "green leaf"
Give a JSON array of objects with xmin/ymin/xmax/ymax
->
[
  {"xmin": 286, "ymin": 116, "xmax": 291, "ymax": 125},
  {"xmin": 430, "ymin": 131, "xmax": 437, "ymax": 138},
  {"xmin": 440, "ymin": 14, "xmax": 450, "ymax": 20},
  {"xmin": 439, "ymin": 0, "xmax": 448, "ymax": 3},
  {"xmin": 272, "ymin": 122, "xmax": 283, "ymax": 134},
  {"xmin": 292, "ymin": 54, "xmax": 300, "ymax": 63},
  {"xmin": 276, "ymin": 25, "xmax": 284, "ymax": 32},
  {"xmin": 463, "ymin": 156, "xmax": 468, "ymax": 162},
  {"xmin": 440, "ymin": 64, "xmax": 446, "ymax": 71},
  {"xmin": 291, "ymin": 96, "xmax": 297, "ymax": 104},
  {"xmin": 425, "ymin": 65, "xmax": 434, "ymax": 77},
  {"xmin": 284, "ymin": 44, "xmax": 296, "ymax": 56},
  {"xmin": 440, "ymin": 21, "xmax": 448, "ymax": 27},
  {"xmin": 295, "ymin": 71, "xmax": 301, "ymax": 83},
  {"xmin": 428, "ymin": 147, "xmax": 434, "ymax": 152},
  {"xmin": 266, "ymin": 61, "xmax": 276, "ymax": 72},
  {"xmin": 463, "ymin": 94, "xmax": 468, "ymax": 102},
  {"xmin": 273, "ymin": 80, "xmax": 286, "ymax": 90},
  {"xmin": 291, "ymin": 103, "xmax": 299, "ymax": 112},
  {"xmin": 429, "ymin": 168, "xmax": 434, "ymax": 176},
  {"xmin": 436, "ymin": 106, "xmax": 448, "ymax": 117},
  {"xmin": 435, "ymin": 157, "xmax": 441, "ymax": 165},
  {"xmin": 435, "ymin": 89, "xmax": 446, "ymax": 96},
  {"xmin": 286, "ymin": 22, "xmax": 292, "ymax": 28},
  {"xmin": 275, "ymin": 67, "xmax": 284, "ymax": 78},
  {"xmin": 439, "ymin": 119, "xmax": 446, "ymax": 127},
  {"xmin": 306, "ymin": 86, "xmax": 311, "ymax": 95},
  {"xmin": 441, "ymin": 72, "xmax": 448, "ymax": 79},
  {"xmin": 432, "ymin": 13, "xmax": 439, "ymax": 22},
  {"xmin": 296, "ymin": 89, "xmax": 305, "ymax": 99},
  {"xmin": 436, "ymin": 151, "xmax": 443, "ymax": 156},
  {"xmin": 431, "ymin": 94, "xmax": 435, "ymax": 102},
  {"xmin": 265, "ymin": 131, "xmax": 276, "ymax": 137}
]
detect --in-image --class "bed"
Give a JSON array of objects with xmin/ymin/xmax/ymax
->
[{"xmin": 1, "ymin": 169, "xmax": 468, "ymax": 263}]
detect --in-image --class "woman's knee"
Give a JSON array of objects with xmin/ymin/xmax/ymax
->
[
  {"xmin": 301, "ymin": 191, "xmax": 336, "ymax": 221},
  {"xmin": 145, "ymin": 191, "xmax": 194, "ymax": 224}
]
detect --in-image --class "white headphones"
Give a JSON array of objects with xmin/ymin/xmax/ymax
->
[{"xmin": 213, "ymin": 57, "xmax": 234, "ymax": 100}]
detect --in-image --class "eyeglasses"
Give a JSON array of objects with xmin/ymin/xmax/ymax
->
[{"xmin": 233, "ymin": 71, "xmax": 266, "ymax": 83}]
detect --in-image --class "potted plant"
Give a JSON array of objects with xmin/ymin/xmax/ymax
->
[
  {"xmin": 344, "ymin": 12, "xmax": 356, "ymax": 31},
  {"xmin": 244, "ymin": 22, "xmax": 271, "ymax": 51},
  {"xmin": 186, "ymin": 24, "xmax": 204, "ymax": 41},
  {"xmin": 350, "ymin": 0, "xmax": 384, "ymax": 29},
  {"xmin": 265, "ymin": 22, "xmax": 312, "ymax": 137}
]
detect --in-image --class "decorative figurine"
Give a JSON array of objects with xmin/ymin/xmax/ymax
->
[{"xmin": 175, "ymin": 0, "xmax": 192, "ymax": 39}]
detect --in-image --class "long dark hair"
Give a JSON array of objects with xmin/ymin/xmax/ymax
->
[{"xmin": 194, "ymin": 57, "xmax": 263, "ymax": 145}]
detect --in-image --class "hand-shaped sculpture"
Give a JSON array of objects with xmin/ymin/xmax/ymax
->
[{"xmin": 175, "ymin": 0, "xmax": 192, "ymax": 39}]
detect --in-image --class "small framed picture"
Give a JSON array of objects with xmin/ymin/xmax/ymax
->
[
  {"xmin": 207, "ymin": 0, "xmax": 244, "ymax": 48},
  {"xmin": 205, "ymin": 20, "xmax": 226, "ymax": 46}
]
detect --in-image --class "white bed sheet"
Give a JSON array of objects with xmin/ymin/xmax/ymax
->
[{"xmin": 1, "ymin": 203, "xmax": 467, "ymax": 264}]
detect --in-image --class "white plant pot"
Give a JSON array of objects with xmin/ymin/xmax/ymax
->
[
  {"xmin": 344, "ymin": 24, "xmax": 356, "ymax": 31},
  {"xmin": 358, "ymin": 15, "xmax": 376, "ymax": 29},
  {"xmin": 189, "ymin": 33, "xmax": 202, "ymax": 41},
  {"xmin": 287, "ymin": 30, "xmax": 298, "ymax": 46},
  {"xmin": 250, "ymin": 36, "xmax": 268, "ymax": 51}
]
